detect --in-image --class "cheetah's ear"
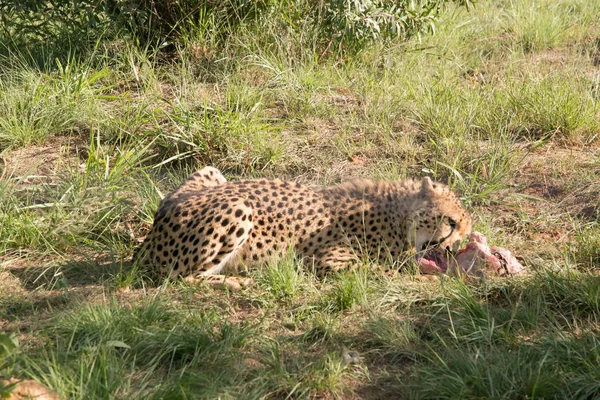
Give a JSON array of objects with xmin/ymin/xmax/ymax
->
[{"xmin": 420, "ymin": 176, "xmax": 435, "ymax": 196}]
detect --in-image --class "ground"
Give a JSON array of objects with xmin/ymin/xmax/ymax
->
[{"xmin": 1, "ymin": 0, "xmax": 600, "ymax": 398}]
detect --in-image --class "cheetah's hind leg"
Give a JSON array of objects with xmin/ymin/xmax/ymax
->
[
  {"xmin": 134, "ymin": 166, "xmax": 227, "ymax": 274},
  {"xmin": 172, "ymin": 196, "xmax": 255, "ymax": 289},
  {"xmin": 183, "ymin": 237, "xmax": 254, "ymax": 291}
]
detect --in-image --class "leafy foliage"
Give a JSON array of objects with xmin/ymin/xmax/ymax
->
[
  {"xmin": 321, "ymin": 0, "xmax": 475, "ymax": 53},
  {"xmin": 0, "ymin": 0, "xmax": 475, "ymax": 61}
]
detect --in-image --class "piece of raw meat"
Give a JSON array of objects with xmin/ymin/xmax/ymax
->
[{"xmin": 416, "ymin": 232, "xmax": 525, "ymax": 277}]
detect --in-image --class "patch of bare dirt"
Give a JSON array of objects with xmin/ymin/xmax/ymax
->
[
  {"xmin": 278, "ymin": 121, "xmax": 372, "ymax": 184},
  {"xmin": 1, "ymin": 135, "xmax": 86, "ymax": 186},
  {"xmin": 0, "ymin": 271, "xmax": 25, "ymax": 296},
  {"xmin": 482, "ymin": 143, "xmax": 599, "ymax": 259},
  {"xmin": 517, "ymin": 145, "xmax": 599, "ymax": 216}
]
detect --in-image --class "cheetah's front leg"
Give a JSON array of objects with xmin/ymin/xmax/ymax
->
[{"xmin": 184, "ymin": 274, "xmax": 253, "ymax": 291}]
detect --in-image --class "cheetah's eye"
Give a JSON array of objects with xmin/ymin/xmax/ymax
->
[{"xmin": 448, "ymin": 218, "xmax": 457, "ymax": 230}]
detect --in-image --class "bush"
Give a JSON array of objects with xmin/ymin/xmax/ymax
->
[
  {"xmin": 0, "ymin": 0, "xmax": 270, "ymax": 52},
  {"xmin": 320, "ymin": 0, "xmax": 475, "ymax": 54},
  {"xmin": 103, "ymin": 0, "xmax": 272, "ymax": 41},
  {"xmin": 0, "ymin": 0, "xmax": 475, "ymax": 62}
]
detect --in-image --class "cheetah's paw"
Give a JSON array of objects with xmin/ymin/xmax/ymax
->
[{"xmin": 185, "ymin": 274, "xmax": 254, "ymax": 291}]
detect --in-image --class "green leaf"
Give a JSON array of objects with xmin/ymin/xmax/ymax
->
[
  {"xmin": 0, "ymin": 335, "xmax": 17, "ymax": 358},
  {"xmin": 105, "ymin": 340, "xmax": 131, "ymax": 349}
]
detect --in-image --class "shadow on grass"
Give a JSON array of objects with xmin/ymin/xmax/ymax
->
[
  {"xmin": 5, "ymin": 260, "xmax": 600, "ymax": 398},
  {"xmin": 4, "ymin": 256, "xmax": 154, "ymax": 292},
  {"xmin": 0, "ymin": 291, "xmax": 78, "ymax": 324}
]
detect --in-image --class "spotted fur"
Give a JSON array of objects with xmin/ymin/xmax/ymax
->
[{"xmin": 136, "ymin": 166, "xmax": 472, "ymax": 278}]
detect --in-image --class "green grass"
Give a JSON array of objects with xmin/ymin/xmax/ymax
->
[
  {"xmin": 257, "ymin": 252, "xmax": 310, "ymax": 301},
  {"xmin": 324, "ymin": 269, "xmax": 370, "ymax": 313},
  {"xmin": 408, "ymin": 273, "xmax": 600, "ymax": 399},
  {"xmin": 1, "ymin": 0, "xmax": 600, "ymax": 398}
]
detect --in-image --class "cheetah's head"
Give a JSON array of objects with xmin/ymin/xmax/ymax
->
[{"xmin": 410, "ymin": 177, "xmax": 472, "ymax": 254}]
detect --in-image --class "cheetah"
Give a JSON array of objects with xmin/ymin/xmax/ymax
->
[{"xmin": 136, "ymin": 166, "xmax": 472, "ymax": 284}]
